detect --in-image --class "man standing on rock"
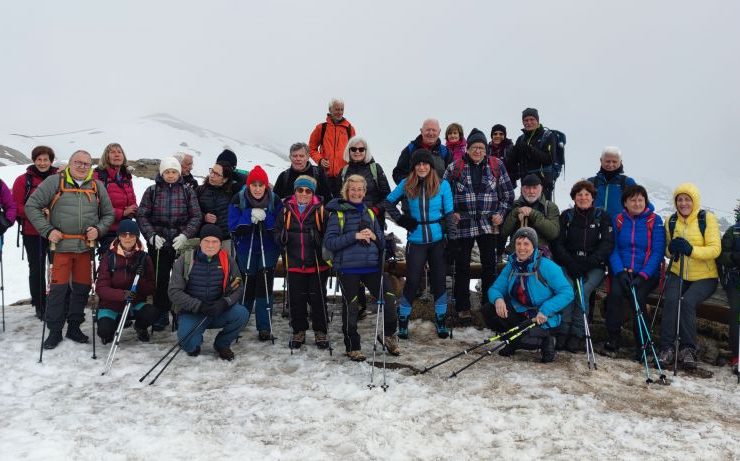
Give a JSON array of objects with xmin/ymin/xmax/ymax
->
[{"xmin": 309, "ymin": 98, "xmax": 356, "ymax": 197}]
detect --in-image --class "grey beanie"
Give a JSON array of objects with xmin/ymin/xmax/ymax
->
[{"xmin": 513, "ymin": 226, "xmax": 538, "ymax": 248}]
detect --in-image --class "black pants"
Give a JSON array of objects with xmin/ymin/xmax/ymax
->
[
  {"xmin": 403, "ymin": 240, "xmax": 446, "ymax": 304},
  {"xmin": 23, "ymin": 235, "xmax": 48, "ymax": 309},
  {"xmin": 148, "ymin": 245, "xmax": 177, "ymax": 315},
  {"xmin": 453, "ymin": 234, "xmax": 498, "ymax": 312},
  {"xmin": 481, "ymin": 301, "xmax": 548, "ymax": 348},
  {"xmin": 338, "ymin": 272, "xmax": 397, "ymax": 352},
  {"xmin": 287, "ymin": 271, "xmax": 328, "ymax": 333},
  {"xmin": 97, "ymin": 303, "xmax": 158, "ymax": 341},
  {"xmin": 605, "ymin": 274, "xmax": 659, "ymax": 343}
]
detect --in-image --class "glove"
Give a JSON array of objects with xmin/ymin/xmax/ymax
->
[
  {"xmin": 669, "ymin": 237, "xmax": 693, "ymax": 257},
  {"xmin": 123, "ymin": 290, "xmax": 133, "ymax": 302},
  {"xmin": 731, "ymin": 251, "xmax": 740, "ymax": 267},
  {"xmin": 565, "ymin": 262, "xmax": 584, "ymax": 280},
  {"xmin": 396, "ymin": 215, "xmax": 418, "ymax": 233},
  {"xmin": 631, "ymin": 274, "xmax": 645, "ymax": 289},
  {"xmin": 172, "ymin": 234, "xmax": 188, "ymax": 251},
  {"xmin": 200, "ymin": 298, "xmax": 230, "ymax": 317},
  {"xmin": 251, "ymin": 208, "xmax": 266, "ymax": 224},
  {"xmin": 150, "ymin": 235, "xmax": 166, "ymax": 250},
  {"xmin": 616, "ymin": 271, "xmax": 631, "ymax": 292}
]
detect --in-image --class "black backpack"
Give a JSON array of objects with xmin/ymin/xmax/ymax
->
[{"xmin": 541, "ymin": 128, "xmax": 566, "ymax": 177}]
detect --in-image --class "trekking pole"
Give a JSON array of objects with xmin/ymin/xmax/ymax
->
[
  {"xmin": 421, "ymin": 318, "xmax": 533, "ymax": 374},
  {"xmin": 17, "ymin": 225, "xmax": 25, "ymax": 260},
  {"xmin": 1, "ymin": 235, "xmax": 5, "ymax": 332},
  {"xmin": 258, "ymin": 223, "xmax": 275, "ymax": 344},
  {"xmin": 101, "ymin": 270, "xmax": 142, "ymax": 375},
  {"xmin": 242, "ymin": 227, "xmax": 256, "ymax": 311},
  {"xmin": 284, "ymin": 250, "xmax": 295, "ymax": 354},
  {"xmin": 673, "ymin": 255, "xmax": 685, "ymax": 377},
  {"xmin": 736, "ymin": 308, "xmax": 739, "ymax": 384},
  {"xmin": 139, "ymin": 315, "xmax": 209, "ymax": 385},
  {"xmin": 629, "ymin": 284, "xmax": 669, "ymax": 385},
  {"xmin": 649, "ymin": 258, "xmax": 673, "ymax": 333},
  {"xmin": 89, "ymin": 240, "xmax": 98, "ymax": 360},
  {"xmin": 449, "ymin": 320, "xmax": 537, "ymax": 378},
  {"xmin": 369, "ymin": 247, "xmax": 388, "ymax": 391},
  {"xmin": 39, "ymin": 242, "xmax": 55, "ymax": 363},
  {"xmin": 576, "ymin": 277, "xmax": 597, "ymax": 370},
  {"xmin": 493, "ymin": 224, "xmax": 500, "ymax": 277},
  {"xmin": 314, "ymin": 249, "xmax": 333, "ymax": 356}
]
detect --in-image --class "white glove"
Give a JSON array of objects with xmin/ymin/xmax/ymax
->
[
  {"xmin": 172, "ymin": 234, "xmax": 188, "ymax": 251},
  {"xmin": 251, "ymin": 208, "xmax": 266, "ymax": 224},
  {"xmin": 150, "ymin": 235, "xmax": 166, "ymax": 250}
]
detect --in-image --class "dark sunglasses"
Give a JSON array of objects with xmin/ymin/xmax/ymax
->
[{"xmin": 349, "ymin": 147, "xmax": 366, "ymax": 153}]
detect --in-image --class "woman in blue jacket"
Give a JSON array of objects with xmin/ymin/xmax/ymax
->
[
  {"xmin": 324, "ymin": 174, "xmax": 399, "ymax": 361},
  {"xmin": 381, "ymin": 149, "xmax": 455, "ymax": 339},
  {"xmin": 604, "ymin": 184, "xmax": 666, "ymax": 356},
  {"xmin": 485, "ymin": 227, "xmax": 574, "ymax": 363}
]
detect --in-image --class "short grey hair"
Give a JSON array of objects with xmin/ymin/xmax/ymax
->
[
  {"xmin": 70, "ymin": 150, "xmax": 92, "ymax": 160},
  {"xmin": 342, "ymin": 136, "xmax": 373, "ymax": 164},
  {"xmin": 289, "ymin": 142, "xmax": 309, "ymax": 156},
  {"xmin": 601, "ymin": 146, "xmax": 622, "ymax": 160},
  {"xmin": 173, "ymin": 152, "xmax": 193, "ymax": 163},
  {"xmin": 328, "ymin": 98, "xmax": 344, "ymax": 109}
]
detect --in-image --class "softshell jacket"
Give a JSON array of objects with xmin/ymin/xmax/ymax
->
[
  {"xmin": 136, "ymin": 175, "xmax": 202, "ymax": 243},
  {"xmin": 392, "ymin": 135, "xmax": 450, "ymax": 184},
  {"xmin": 588, "ymin": 168, "xmax": 636, "ymax": 217},
  {"xmin": 228, "ymin": 187, "xmax": 283, "ymax": 274},
  {"xmin": 94, "ymin": 166, "xmax": 137, "ymax": 233},
  {"xmin": 168, "ymin": 248, "xmax": 244, "ymax": 314},
  {"xmin": 323, "ymin": 198, "xmax": 384, "ymax": 272},
  {"xmin": 96, "ymin": 241, "xmax": 155, "ymax": 312},
  {"xmin": 511, "ymin": 125, "xmax": 558, "ymax": 175},
  {"xmin": 25, "ymin": 169, "xmax": 114, "ymax": 253},
  {"xmin": 308, "ymin": 115, "xmax": 356, "ymax": 178},
  {"xmin": 12, "ymin": 166, "xmax": 59, "ymax": 236},
  {"xmin": 609, "ymin": 203, "xmax": 666, "ymax": 280},
  {"xmin": 664, "ymin": 182, "xmax": 721, "ymax": 281},
  {"xmin": 275, "ymin": 195, "xmax": 329, "ymax": 273},
  {"xmin": 382, "ymin": 179, "xmax": 454, "ymax": 245},
  {"xmin": 552, "ymin": 206, "xmax": 614, "ymax": 275},
  {"xmin": 501, "ymin": 194, "xmax": 560, "ymax": 251},
  {"xmin": 487, "ymin": 250, "xmax": 574, "ymax": 329}
]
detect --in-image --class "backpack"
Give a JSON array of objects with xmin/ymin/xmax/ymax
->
[
  {"xmin": 615, "ymin": 211, "xmax": 658, "ymax": 266},
  {"xmin": 719, "ymin": 222, "xmax": 740, "ymax": 289},
  {"xmin": 49, "ymin": 175, "xmax": 101, "ymax": 213},
  {"xmin": 541, "ymin": 128, "xmax": 566, "ymax": 177},
  {"xmin": 563, "ymin": 208, "xmax": 604, "ymax": 233},
  {"xmin": 318, "ymin": 122, "xmax": 353, "ymax": 150},
  {"xmin": 171, "ymin": 248, "xmax": 232, "ymax": 313},
  {"xmin": 340, "ymin": 163, "xmax": 378, "ymax": 189},
  {"xmin": 321, "ymin": 208, "xmax": 376, "ymax": 263},
  {"xmin": 449, "ymin": 156, "xmax": 502, "ymax": 183},
  {"xmin": 281, "ymin": 166, "xmax": 322, "ymax": 197},
  {"xmin": 508, "ymin": 254, "xmax": 550, "ymax": 289},
  {"xmin": 95, "ymin": 168, "xmax": 131, "ymax": 188},
  {"xmin": 106, "ymin": 250, "xmax": 148, "ymax": 277},
  {"xmin": 667, "ymin": 210, "xmax": 707, "ymax": 240}
]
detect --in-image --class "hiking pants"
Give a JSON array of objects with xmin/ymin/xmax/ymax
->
[
  {"xmin": 46, "ymin": 251, "xmax": 92, "ymax": 332},
  {"xmin": 453, "ymin": 234, "xmax": 497, "ymax": 312},
  {"xmin": 287, "ymin": 271, "xmax": 328, "ymax": 333},
  {"xmin": 559, "ymin": 268, "xmax": 604, "ymax": 338},
  {"xmin": 659, "ymin": 275, "xmax": 717, "ymax": 350},
  {"xmin": 338, "ymin": 272, "xmax": 397, "ymax": 352}
]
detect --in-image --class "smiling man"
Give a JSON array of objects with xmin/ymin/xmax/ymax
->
[
  {"xmin": 392, "ymin": 118, "xmax": 450, "ymax": 184},
  {"xmin": 309, "ymin": 98, "xmax": 356, "ymax": 196}
]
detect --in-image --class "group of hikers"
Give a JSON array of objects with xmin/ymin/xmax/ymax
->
[{"xmin": 0, "ymin": 99, "xmax": 738, "ymax": 377}]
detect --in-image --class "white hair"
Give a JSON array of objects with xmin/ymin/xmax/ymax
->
[
  {"xmin": 342, "ymin": 136, "xmax": 373, "ymax": 164},
  {"xmin": 328, "ymin": 98, "xmax": 344, "ymax": 109},
  {"xmin": 601, "ymin": 146, "xmax": 622, "ymax": 159}
]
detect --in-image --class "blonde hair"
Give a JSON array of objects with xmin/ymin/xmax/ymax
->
[
  {"xmin": 404, "ymin": 166, "xmax": 440, "ymax": 199},
  {"xmin": 340, "ymin": 174, "xmax": 367, "ymax": 200},
  {"xmin": 98, "ymin": 143, "xmax": 128, "ymax": 170}
]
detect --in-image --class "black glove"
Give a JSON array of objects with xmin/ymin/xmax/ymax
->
[
  {"xmin": 669, "ymin": 237, "xmax": 693, "ymax": 257},
  {"xmin": 565, "ymin": 262, "xmax": 583, "ymax": 280},
  {"xmin": 616, "ymin": 271, "xmax": 631, "ymax": 292},
  {"xmin": 200, "ymin": 298, "xmax": 230, "ymax": 317},
  {"xmin": 0, "ymin": 213, "xmax": 11, "ymax": 235},
  {"xmin": 731, "ymin": 251, "xmax": 740, "ymax": 267},
  {"xmin": 396, "ymin": 215, "xmax": 418, "ymax": 232},
  {"xmin": 630, "ymin": 274, "xmax": 644, "ymax": 289}
]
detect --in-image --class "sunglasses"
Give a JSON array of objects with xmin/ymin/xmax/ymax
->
[
  {"xmin": 295, "ymin": 187, "xmax": 314, "ymax": 194},
  {"xmin": 349, "ymin": 147, "xmax": 366, "ymax": 153}
]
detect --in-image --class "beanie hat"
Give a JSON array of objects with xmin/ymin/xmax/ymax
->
[
  {"xmin": 522, "ymin": 108, "xmax": 539, "ymax": 121},
  {"xmin": 116, "ymin": 219, "xmax": 140, "ymax": 237},
  {"xmin": 246, "ymin": 165, "xmax": 269, "ymax": 186},
  {"xmin": 466, "ymin": 128, "xmax": 487, "ymax": 147},
  {"xmin": 410, "ymin": 149, "xmax": 434, "ymax": 169},
  {"xmin": 159, "ymin": 156, "xmax": 182, "ymax": 175},
  {"xmin": 199, "ymin": 223, "xmax": 223, "ymax": 241},
  {"xmin": 293, "ymin": 175, "xmax": 317, "ymax": 192},
  {"xmin": 513, "ymin": 226, "xmax": 538, "ymax": 248},
  {"xmin": 217, "ymin": 149, "xmax": 238, "ymax": 168},
  {"xmin": 521, "ymin": 173, "xmax": 542, "ymax": 187},
  {"xmin": 490, "ymin": 124, "xmax": 507, "ymax": 137}
]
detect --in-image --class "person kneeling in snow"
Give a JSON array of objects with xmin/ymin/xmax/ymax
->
[
  {"xmin": 95, "ymin": 219, "xmax": 157, "ymax": 344},
  {"xmin": 168, "ymin": 224, "xmax": 248, "ymax": 361},
  {"xmin": 483, "ymin": 227, "xmax": 574, "ymax": 363}
]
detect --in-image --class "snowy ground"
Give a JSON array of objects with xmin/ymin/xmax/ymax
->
[{"xmin": 1, "ymin": 299, "xmax": 739, "ymax": 460}]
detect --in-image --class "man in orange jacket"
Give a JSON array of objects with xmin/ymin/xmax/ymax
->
[{"xmin": 308, "ymin": 98, "xmax": 356, "ymax": 196}]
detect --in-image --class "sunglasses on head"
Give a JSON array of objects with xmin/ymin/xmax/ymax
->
[
  {"xmin": 295, "ymin": 187, "xmax": 313, "ymax": 194},
  {"xmin": 349, "ymin": 147, "xmax": 366, "ymax": 153}
]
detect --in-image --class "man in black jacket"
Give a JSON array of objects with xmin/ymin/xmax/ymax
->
[
  {"xmin": 274, "ymin": 142, "xmax": 332, "ymax": 202},
  {"xmin": 392, "ymin": 118, "xmax": 450, "ymax": 184},
  {"xmin": 510, "ymin": 108, "xmax": 559, "ymax": 200}
]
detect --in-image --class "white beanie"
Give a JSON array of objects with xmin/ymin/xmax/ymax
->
[{"xmin": 159, "ymin": 156, "xmax": 182, "ymax": 175}]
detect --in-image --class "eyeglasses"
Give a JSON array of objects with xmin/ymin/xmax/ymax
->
[
  {"xmin": 469, "ymin": 146, "xmax": 486, "ymax": 152},
  {"xmin": 72, "ymin": 161, "xmax": 92, "ymax": 168},
  {"xmin": 349, "ymin": 147, "xmax": 366, "ymax": 153},
  {"xmin": 295, "ymin": 187, "xmax": 314, "ymax": 194},
  {"xmin": 208, "ymin": 168, "xmax": 224, "ymax": 178},
  {"xmin": 119, "ymin": 232, "xmax": 137, "ymax": 238}
]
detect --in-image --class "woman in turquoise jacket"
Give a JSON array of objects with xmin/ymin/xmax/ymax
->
[
  {"xmin": 485, "ymin": 227, "xmax": 574, "ymax": 363},
  {"xmin": 381, "ymin": 149, "xmax": 455, "ymax": 339}
]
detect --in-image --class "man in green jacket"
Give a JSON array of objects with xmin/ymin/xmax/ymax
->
[
  {"xmin": 26, "ymin": 150, "xmax": 115, "ymax": 349},
  {"xmin": 501, "ymin": 174, "xmax": 560, "ymax": 257}
]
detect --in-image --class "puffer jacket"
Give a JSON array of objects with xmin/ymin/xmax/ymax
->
[
  {"xmin": 323, "ymin": 198, "xmax": 384, "ymax": 272},
  {"xmin": 168, "ymin": 248, "xmax": 244, "ymax": 314},
  {"xmin": 340, "ymin": 160, "xmax": 392, "ymax": 207},
  {"xmin": 308, "ymin": 115, "xmax": 356, "ymax": 178},
  {"xmin": 1, "ymin": 179, "xmax": 17, "ymax": 226},
  {"xmin": 609, "ymin": 202, "xmax": 666, "ymax": 279},
  {"xmin": 487, "ymin": 250, "xmax": 574, "ymax": 329},
  {"xmin": 228, "ymin": 187, "xmax": 282, "ymax": 274},
  {"xmin": 25, "ymin": 168, "xmax": 114, "ymax": 253},
  {"xmin": 94, "ymin": 166, "xmax": 137, "ymax": 232},
  {"xmin": 382, "ymin": 178, "xmax": 454, "ymax": 245},
  {"xmin": 664, "ymin": 182, "xmax": 721, "ymax": 281},
  {"xmin": 197, "ymin": 182, "xmax": 234, "ymax": 240},
  {"xmin": 552, "ymin": 206, "xmax": 614, "ymax": 276},
  {"xmin": 588, "ymin": 167, "xmax": 636, "ymax": 217},
  {"xmin": 96, "ymin": 241, "xmax": 155, "ymax": 312},
  {"xmin": 12, "ymin": 166, "xmax": 59, "ymax": 236},
  {"xmin": 136, "ymin": 175, "xmax": 202, "ymax": 243},
  {"xmin": 275, "ymin": 195, "xmax": 329, "ymax": 273}
]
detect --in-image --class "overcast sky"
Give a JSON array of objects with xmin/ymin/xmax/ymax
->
[{"xmin": 2, "ymin": 0, "xmax": 738, "ymax": 214}]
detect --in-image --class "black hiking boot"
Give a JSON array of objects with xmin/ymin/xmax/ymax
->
[
  {"xmin": 555, "ymin": 334, "xmax": 568, "ymax": 351},
  {"xmin": 136, "ymin": 327, "xmax": 150, "ymax": 343},
  {"xmin": 65, "ymin": 324, "xmax": 89, "ymax": 344},
  {"xmin": 43, "ymin": 330, "xmax": 63, "ymax": 349},
  {"xmin": 603, "ymin": 333, "xmax": 621, "ymax": 353},
  {"xmin": 186, "ymin": 345, "xmax": 201, "ymax": 357},
  {"xmin": 541, "ymin": 336, "xmax": 556, "ymax": 363},
  {"xmin": 498, "ymin": 342, "xmax": 517, "ymax": 357},
  {"xmin": 565, "ymin": 336, "xmax": 581, "ymax": 354}
]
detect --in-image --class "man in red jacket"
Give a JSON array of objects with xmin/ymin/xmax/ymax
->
[{"xmin": 308, "ymin": 98, "xmax": 356, "ymax": 197}]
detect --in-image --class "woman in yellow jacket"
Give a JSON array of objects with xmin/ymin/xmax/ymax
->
[{"xmin": 658, "ymin": 183, "xmax": 721, "ymax": 369}]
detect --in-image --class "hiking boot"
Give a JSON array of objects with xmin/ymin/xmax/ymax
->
[
  {"xmin": 43, "ymin": 330, "xmax": 63, "ymax": 349},
  {"xmin": 435, "ymin": 313, "xmax": 450, "ymax": 339},
  {"xmin": 398, "ymin": 316, "xmax": 410, "ymax": 339},
  {"xmin": 541, "ymin": 336, "xmax": 556, "ymax": 363},
  {"xmin": 258, "ymin": 330, "xmax": 272, "ymax": 341},
  {"xmin": 217, "ymin": 346, "xmax": 235, "ymax": 361},
  {"xmin": 100, "ymin": 336, "xmax": 113, "ymax": 346},
  {"xmin": 347, "ymin": 350, "xmax": 366, "ymax": 362},
  {"xmin": 315, "ymin": 331, "xmax": 330, "ymax": 349},
  {"xmin": 382, "ymin": 334, "xmax": 401, "ymax": 356},
  {"xmin": 357, "ymin": 307, "xmax": 368, "ymax": 321},
  {"xmin": 565, "ymin": 336, "xmax": 581, "ymax": 354},
  {"xmin": 65, "ymin": 324, "xmax": 89, "ymax": 344},
  {"xmin": 498, "ymin": 342, "xmax": 517, "ymax": 357},
  {"xmin": 678, "ymin": 347, "xmax": 698, "ymax": 370},
  {"xmin": 152, "ymin": 310, "xmax": 170, "ymax": 332},
  {"xmin": 35, "ymin": 306, "xmax": 45, "ymax": 321},
  {"xmin": 136, "ymin": 327, "xmax": 150, "ymax": 343},
  {"xmin": 186, "ymin": 345, "xmax": 201, "ymax": 357},
  {"xmin": 555, "ymin": 334, "xmax": 568, "ymax": 351},
  {"xmin": 457, "ymin": 309, "xmax": 472, "ymax": 326},
  {"xmin": 657, "ymin": 347, "xmax": 675, "ymax": 368},
  {"xmin": 603, "ymin": 333, "xmax": 621, "ymax": 353},
  {"xmin": 290, "ymin": 331, "xmax": 306, "ymax": 349}
]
